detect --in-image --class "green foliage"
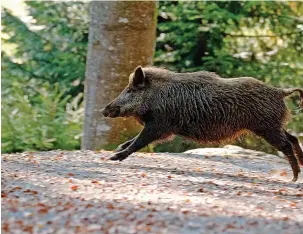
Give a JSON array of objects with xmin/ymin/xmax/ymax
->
[
  {"xmin": 1, "ymin": 2, "xmax": 88, "ymax": 153},
  {"xmin": 156, "ymin": 2, "xmax": 303, "ymax": 79},
  {"xmin": 1, "ymin": 2, "xmax": 89, "ymax": 96},
  {"xmin": 2, "ymin": 81, "xmax": 83, "ymax": 153}
]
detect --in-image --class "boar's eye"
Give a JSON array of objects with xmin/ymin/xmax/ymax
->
[{"xmin": 126, "ymin": 89, "xmax": 133, "ymax": 94}]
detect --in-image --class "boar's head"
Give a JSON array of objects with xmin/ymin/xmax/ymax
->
[{"xmin": 101, "ymin": 66, "xmax": 149, "ymax": 118}]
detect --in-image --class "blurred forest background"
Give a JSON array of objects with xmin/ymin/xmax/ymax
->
[{"xmin": 2, "ymin": 1, "xmax": 303, "ymax": 154}]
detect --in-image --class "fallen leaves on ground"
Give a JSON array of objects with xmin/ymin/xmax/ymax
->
[
  {"xmin": 1, "ymin": 148, "xmax": 303, "ymax": 234},
  {"xmin": 70, "ymin": 185, "xmax": 78, "ymax": 191}
]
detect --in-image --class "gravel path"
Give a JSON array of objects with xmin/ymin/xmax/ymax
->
[{"xmin": 1, "ymin": 146, "xmax": 303, "ymax": 234}]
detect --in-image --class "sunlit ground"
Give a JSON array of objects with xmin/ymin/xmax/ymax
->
[{"xmin": 2, "ymin": 148, "xmax": 302, "ymax": 233}]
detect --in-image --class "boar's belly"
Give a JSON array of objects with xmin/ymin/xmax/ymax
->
[{"xmin": 178, "ymin": 125, "xmax": 247, "ymax": 144}]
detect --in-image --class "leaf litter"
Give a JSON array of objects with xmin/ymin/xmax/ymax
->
[{"xmin": 1, "ymin": 147, "xmax": 303, "ymax": 234}]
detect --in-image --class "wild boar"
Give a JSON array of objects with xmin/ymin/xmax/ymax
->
[{"xmin": 101, "ymin": 66, "xmax": 303, "ymax": 181}]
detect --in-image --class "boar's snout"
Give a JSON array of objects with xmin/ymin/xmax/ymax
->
[
  {"xmin": 100, "ymin": 107, "xmax": 109, "ymax": 117},
  {"xmin": 101, "ymin": 104, "xmax": 121, "ymax": 118}
]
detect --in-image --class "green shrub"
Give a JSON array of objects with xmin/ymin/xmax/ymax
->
[{"xmin": 1, "ymin": 82, "xmax": 83, "ymax": 153}]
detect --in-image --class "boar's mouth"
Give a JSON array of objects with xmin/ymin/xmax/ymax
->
[
  {"xmin": 101, "ymin": 106, "xmax": 121, "ymax": 118},
  {"xmin": 107, "ymin": 107, "xmax": 120, "ymax": 118}
]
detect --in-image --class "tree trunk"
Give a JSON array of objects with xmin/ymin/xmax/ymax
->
[{"xmin": 82, "ymin": 1, "xmax": 157, "ymax": 150}]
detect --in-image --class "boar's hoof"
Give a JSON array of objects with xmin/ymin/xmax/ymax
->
[
  {"xmin": 290, "ymin": 163, "xmax": 300, "ymax": 182},
  {"xmin": 291, "ymin": 175, "xmax": 298, "ymax": 182},
  {"xmin": 109, "ymin": 152, "xmax": 129, "ymax": 161}
]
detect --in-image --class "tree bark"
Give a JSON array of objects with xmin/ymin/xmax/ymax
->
[{"xmin": 82, "ymin": 1, "xmax": 157, "ymax": 150}]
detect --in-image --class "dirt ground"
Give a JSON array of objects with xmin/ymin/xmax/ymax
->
[{"xmin": 1, "ymin": 146, "xmax": 303, "ymax": 234}]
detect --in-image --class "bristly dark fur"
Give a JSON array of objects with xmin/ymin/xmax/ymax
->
[
  {"xmin": 101, "ymin": 66, "xmax": 303, "ymax": 182},
  {"xmin": 141, "ymin": 68, "xmax": 287, "ymax": 141}
]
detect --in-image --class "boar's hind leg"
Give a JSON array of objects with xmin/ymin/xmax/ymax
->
[
  {"xmin": 114, "ymin": 137, "xmax": 137, "ymax": 152},
  {"xmin": 254, "ymin": 129, "xmax": 300, "ymax": 182},
  {"xmin": 110, "ymin": 125, "xmax": 165, "ymax": 161},
  {"xmin": 284, "ymin": 130, "xmax": 303, "ymax": 166}
]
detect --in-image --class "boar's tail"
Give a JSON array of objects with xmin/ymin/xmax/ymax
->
[{"xmin": 282, "ymin": 88, "xmax": 303, "ymax": 109}]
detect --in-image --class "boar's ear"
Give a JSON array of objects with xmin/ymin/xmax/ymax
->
[{"xmin": 133, "ymin": 66, "xmax": 146, "ymax": 87}]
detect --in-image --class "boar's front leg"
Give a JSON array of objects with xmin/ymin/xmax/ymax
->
[
  {"xmin": 110, "ymin": 125, "xmax": 165, "ymax": 161},
  {"xmin": 114, "ymin": 137, "xmax": 137, "ymax": 152}
]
